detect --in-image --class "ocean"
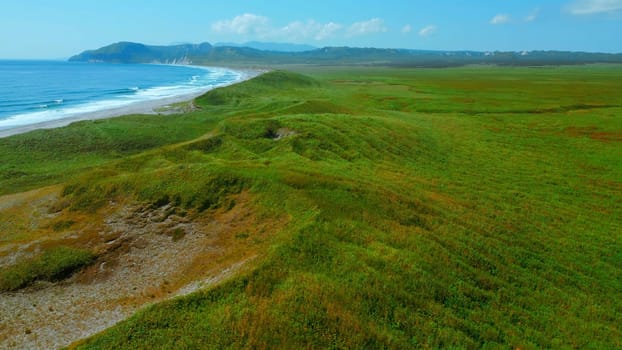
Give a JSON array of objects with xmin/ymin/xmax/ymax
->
[{"xmin": 0, "ymin": 60, "xmax": 243, "ymax": 131}]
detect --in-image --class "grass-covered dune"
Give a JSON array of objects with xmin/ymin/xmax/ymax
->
[{"xmin": 1, "ymin": 66, "xmax": 621, "ymax": 349}]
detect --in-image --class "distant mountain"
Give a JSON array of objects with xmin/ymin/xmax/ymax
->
[
  {"xmin": 69, "ymin": 42, "xmax": 622, "ymax": 67},
  {"xmin": 214, "ymin": 41, "xmax": 317, "ymax": 52},
  {"xmin": 68, "ymin": 42, "xmax": 213, "ymax": 64}
]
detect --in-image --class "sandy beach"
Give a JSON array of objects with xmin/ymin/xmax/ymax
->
[{"xmin": 0, "ymin": 68, "xmax": 262, "ymax": 139}]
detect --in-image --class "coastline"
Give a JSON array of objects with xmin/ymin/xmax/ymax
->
[{"xmin": 0, "ymin": 67, "xmax": 263, "ymax": 139}]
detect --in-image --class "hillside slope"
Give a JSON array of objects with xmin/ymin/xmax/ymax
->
[
  {"xmin": 68, "ymin": 42, "xmax": 213, "ymax": 64},
  {"xmin": 1, "ymin": 67, "xmax": 621, "ymax": 349}
]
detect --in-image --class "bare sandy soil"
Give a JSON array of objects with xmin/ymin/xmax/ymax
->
[{"xmin": 0, "ymin": 190, "xmax": 280, "ymax": 349}]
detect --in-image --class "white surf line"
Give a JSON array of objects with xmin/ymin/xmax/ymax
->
[{"xmin": 0, "ymin": 67, "xmax": 264, "ymax": 139}]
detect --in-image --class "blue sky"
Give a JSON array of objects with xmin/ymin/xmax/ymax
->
[{"xmin": 1, "ymin": 0, "xmax": 621, "ymax": 58}]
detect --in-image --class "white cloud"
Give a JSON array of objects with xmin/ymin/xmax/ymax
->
[
  {"xmin": 211, "ymin": 13, "xmax": 270, "ymax": 36},
  {"xmin": 347, "ymin": 18, "xmax": 387, "ymax": 36},
  {"xmin": 490, "ymin": 14, "xmax": 511, "ymax": 24},
  {"xmin": 211, "ymin": 15, "xmax": 390, "ymax": 42},
  {"xmin": 566, "ymin": 0, "xmax": 622, "ymax": 15},
  {"xmin": 418, "ymin": 25, "xmax": 437, "ymax": 37},
  {"xmin": 525, "ymin": 8, "xmax": 540, "ymax": 22},
  {"xmin": 401, "ymin": 24, "xmax": 412, "ymax": 34},
  {"xmin": 315, "ymin": 22, "xmax": 342, "ymax": 40},
  {"xmin": 280, "ymin": 20, "xmax": 342, "ymax": 41},
  {"xmin": 212, "ymin": 14, "xmax": 342, "ymax": 42}
]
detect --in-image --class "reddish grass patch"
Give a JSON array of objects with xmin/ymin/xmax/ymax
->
[
  {"xmin": 590, "ymin": 132, "xmax": 622, "ymax": 143},
  {"xmin": 563, "ymin": 126, "xmax": 622, "ymax": 143}
]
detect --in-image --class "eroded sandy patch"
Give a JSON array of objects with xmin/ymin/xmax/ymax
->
[{"xmin": 0, "ymin": 191, "xmax": 281, "ymax": 349}]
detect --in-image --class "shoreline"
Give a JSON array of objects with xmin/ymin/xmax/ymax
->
[{"xmin": 0, "ymin": 67, "xmax": 263, "ymax": 139}]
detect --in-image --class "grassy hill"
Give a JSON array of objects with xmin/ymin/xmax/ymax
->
[
  {"xmin": 68, "ymin": 42, "xmax": 213, "ymax": 64},
  {"xmin": 1, "ymin": 66, "xmax": 621, "ymax": 349}
]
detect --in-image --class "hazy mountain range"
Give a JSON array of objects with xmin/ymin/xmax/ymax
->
[
  {"xmin": 69, "ymin": 41, "xmax": 622, "ymax": 67},
  {"xmin": 213, "ymin": 41, "xmax": 317, "ymax": 52}
]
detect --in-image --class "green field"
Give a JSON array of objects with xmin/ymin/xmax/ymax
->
[{"xmin": 1, "ymin": 66, "xmax": 621, "ymax": 349}]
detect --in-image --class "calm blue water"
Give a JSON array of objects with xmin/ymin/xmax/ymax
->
[{"xmin": 0, "ymin": 60, "xmax": 242, "ymax": 130}]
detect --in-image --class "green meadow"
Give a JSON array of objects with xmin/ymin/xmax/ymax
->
[{"xmin": 1, "ymin": 65, "xmax": 621, "ymax": 348}]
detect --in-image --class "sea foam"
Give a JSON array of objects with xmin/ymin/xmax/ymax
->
[{"xmin": 0, "ymin": 62, "xmax": 245, "ymax": 131}]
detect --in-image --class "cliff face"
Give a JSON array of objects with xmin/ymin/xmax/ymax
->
[{"xmin": 69, "ymin": 42, "xmax": 213, "ymax": 64}]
